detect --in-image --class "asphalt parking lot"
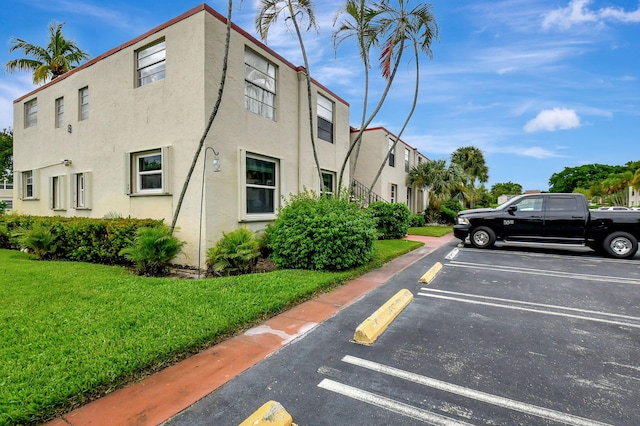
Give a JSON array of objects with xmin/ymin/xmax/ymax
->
[{"xmin": 165, "ymin": 241, "xmax": 640, "ymax": 425}]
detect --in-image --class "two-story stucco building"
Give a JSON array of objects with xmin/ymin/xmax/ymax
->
[
  {"xmin": 350, "ymin": 127, "xmax": 429, "ymax": 214},
  {"xmin": 12, "ymin": 4, "xmax": 351, "ymax": 266}
]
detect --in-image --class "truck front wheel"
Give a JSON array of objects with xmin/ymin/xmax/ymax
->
[
  {"xmin": 603, "ymin": 232, "xmax": 638, "ymax": 259},
  {"xmin": 470, "ymin": 226, "xmax": 496, "ymax": 249}
]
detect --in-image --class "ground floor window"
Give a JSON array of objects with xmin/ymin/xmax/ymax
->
[
  {"xmin": 127, "ymin": 147, "xmax": 170, "ymax": 195},
  {"xmin": 246, "ymin": 154, "xmax": 278, "ymax": 215},
  {"xmin": 20, "ymin": 170, "xmax": 37, "ymax": 199},
  {"xmin": 49, "ymin": 175, "xmax": 66, "ymax": 210},
  {"xmin": 322, "ymin": 170, "xmax": 335, "ymax": 196},
  {"xmin": 390, "ymin": 184, "xmax": 397, "ymax": 203},
  {"xmin": 73, "ymin": 172, "xmax": 91, "ymax": 209}
]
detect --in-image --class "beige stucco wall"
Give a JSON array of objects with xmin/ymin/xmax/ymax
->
[
  {"xmin": 12, "ymin": 6, "xmax": 350, "ymax": 267},
  {"xmin": 351, "ymin": 127, "xmax": 428, "ymax": 214}
]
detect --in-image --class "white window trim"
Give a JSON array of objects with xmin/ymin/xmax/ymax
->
[
  {"xmin": 317, "ymin": 94, "xmax": 334, "ymax": 143},
  {"xmin": 126, "ymin": 147, "xmax": 171, "ymax": 196},
  {"xmin": 73, "ymin": 171, "xmax": 92, "ymax": 209},
  {"xmin": 321, "ymin": 170, "xmax": 336, "ymax": 195},
  {"xmin": 388, "ymin": 138, "xmax": 396, "ymax": 168},
  {"xmin": 238, "ymin": 149, "xmax": 280, "ymax": 222},
  {"xmin": 244, "ymin": 48, "xmax": 277, "ymax": 120},
  {"xmin": 390, "ymin": 183, "xmax": 397, "ymax": 203}
]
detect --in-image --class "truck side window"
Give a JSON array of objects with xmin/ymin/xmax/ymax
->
[
  {"xmin": 548, "ymin": 197, "xmax": 578, "ymax": 211},
  {"xmin": 513, "ymin": 196, "xmax": 543, "ymax": 212}
]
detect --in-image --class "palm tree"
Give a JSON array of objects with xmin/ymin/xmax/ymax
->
[
  {"xmin": 407, "ymin": 159, "xmax": 464, "ymax": 220},
  {"xmin": 169, "ymin": 0, "xmax": 233, "ymax": 234},
  {"xmin": 602, "ymin": 171, "xmax": 633, "ymax": 206},
  {"xmin": 367, "ymin": 0, "xmax": 438, "ymax": 198},
  {"xmin": 333, "ymin": 0, "xmax": 381, "ymax": 188},
  {"xmin": 256, "ymin": 0, "xmax": 323, "ymax": 188},
  {"xmin": 5, "ymin": 22, "xmax": 89, "ymax": 84},
  {"xmin": 450, "ymin": 146, "xmax": 489, "ymax": 208},
  {"xmin": 333, "ymin": 1, "xmax": 419, "ymax": 195}
]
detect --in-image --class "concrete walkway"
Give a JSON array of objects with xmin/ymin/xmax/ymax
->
[{"xmin": 45, "ymin": 234, "xmax": 455, "ymax": 426}]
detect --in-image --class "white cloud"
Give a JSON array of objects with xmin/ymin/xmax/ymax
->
[
  {"xmin": 524, "ymin": 107, "xmax": 581, "ymax": 132},
  {"xmin": 520, "ymin": 146, "xmax": 564, "ymax": 159},
  {"xmin": 543, "ymin": 0, "xmax": 640, "ymax": 31}
]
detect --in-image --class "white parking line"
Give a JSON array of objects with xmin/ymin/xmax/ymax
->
[
  {"xmin": 446, "ymin": 261, "xmax": 640, "ymax": 285},
  {"xmin": 318, "ymin": 379, "xmax": 473, "ymax": 426},
  {"xmin": 419, "ymin": 288, "xmax": 640, "ymax": 322},
  {"xmin": 416, "ymin": 291, "xmax": 640, "ymax": 329},
  {"xmin": 342, "ymin": 356, "xmax": 612, "ymax": 426}
]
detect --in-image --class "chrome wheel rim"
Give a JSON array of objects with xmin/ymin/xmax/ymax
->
[
  {"xmin": 473, "ymin": 231, "xmax": 489, "ymax": 247},
  {"xmin": 610, "ymin": 237, "xmax": 632, "ymax": 255}
]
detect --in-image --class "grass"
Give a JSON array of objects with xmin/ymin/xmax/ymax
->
[
  {"xmin": 408, "ymin": 225, "xmax": 453, "ymax": 237},
  {"xmin": 0, "ymin": 238, "xmax": 427, "ymax": 426}
]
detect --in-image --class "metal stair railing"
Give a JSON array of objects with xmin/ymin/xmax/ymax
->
[{"xmin": 350, "ymin": 178, "xmax": 386, "ymax": 206}]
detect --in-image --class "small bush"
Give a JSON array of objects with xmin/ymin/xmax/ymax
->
[
  {"xmin": 367, "ymin": 201, "xmax": 411, "ymax": 239},
  {"xmin": 206, "ymin": 227, "xmax": 260, "ymax": 277},
  {"xmin": 409, "ymin": 214, "xmax": 426, "ymax": 228},
  {"xmin": 439, "ymin": 199, "xmax": 464, "ymax": 224},
  {"xmin": 119, "ymin": 226, "xmax": 185, "ymax": 277},
  {"xmin": 14, "ymin": 225, "xmax": 57, "ymax": 259},
  {"xmin": 270, "ymin": 190, "xmax": 376, "ymax": 271}
]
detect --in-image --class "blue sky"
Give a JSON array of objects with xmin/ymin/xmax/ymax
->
[{"xmin": 2, "ymin": 0, "xmax": 639, "ymax": 191}]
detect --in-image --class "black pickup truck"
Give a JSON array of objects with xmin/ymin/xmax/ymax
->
[{"xmin": 453, "ymin": 193, "xmax": 640, "ymax": 259}]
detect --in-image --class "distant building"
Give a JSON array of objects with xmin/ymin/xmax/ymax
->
[{"xmin": 0, "ymin": 179, "xmax": 12, "ymax": 211}]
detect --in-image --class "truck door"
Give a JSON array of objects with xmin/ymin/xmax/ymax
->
[
  {"xmin": 544, "ymin": 195, "xmax": 587, "ymax": 242},
  {"xmin": 503, "ymin": 195, "xmax": 544, "ymax": 240}
]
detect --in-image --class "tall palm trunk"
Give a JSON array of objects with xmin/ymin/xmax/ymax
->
[
  {"xmin": 368, "ymin": 39, "xmax": 419, "ymax": 198},
  {"xmin": 288, "ymin": 3, "xmax": 324, "ymax": 188},
  {"xmin": 337, "ymin": 39, "xmax": 404, "ymax": 193},
  {"xmin": 169, "ymin": 0, "xmax": 232, "ymax": 234}
]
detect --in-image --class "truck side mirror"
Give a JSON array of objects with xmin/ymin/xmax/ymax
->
[{"xmin": 508, "ymin": 205, "xmax": 518, "ymax": 212}]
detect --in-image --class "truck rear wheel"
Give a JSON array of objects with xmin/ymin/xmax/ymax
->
[
  {"xmin": 603, "ymin": 232, "xmax": 638, "ymax": 259},
  {"xmin": 470, "ymin": 226, "xmax": 496, "ymax": 249}
]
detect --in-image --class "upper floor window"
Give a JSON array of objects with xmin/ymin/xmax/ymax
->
[
  {"xmin": 79, "ymin": 87, "xmax": 89, "ymax": 120},
  {"xmin": 388, "ymin": 139, "xmax": 395, "ymax": 167},
  {"xmin": 136, "ymin": 39, "xmax": 166, "ymax": 87},
  {"xmin": 244, "ymin": 49, "xmax": 276, "ymax": 120},
  {"xmin": 55, "ymin": 97, "xmax": 64, "ymax": 128},
  {"xmin": 404, "ymin": 148, "xmax": 410, "ymax": 172},
  {"xmin": 317, "ymin": 94, "xmax": 334, "ymax": 143},
  {"xmin": 25, "ymin": 99, "xmax": 37, "ymax": 128}
]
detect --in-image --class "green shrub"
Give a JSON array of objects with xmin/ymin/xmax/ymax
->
[
  {"xmin": 270, "ymin": 190, "xmax": 376, "ymax": 271},
  {"xmin": 439, "ymin": 199, "xmax": 464, "ymax": 224},
  {"xmin": 367, "ymin": 201, "xmax": 411, "ymax": 239},
  {"xmin": 409, "ymin": 214, "xmax": 426, "ymax": 228},
  {"xmin": 206, "ymin": 227, "xmax": 260, "ymax": 277},
  {"xmin": 0, "ymin": 215, "xmax": 162, "ymax": 264},
  {"xmin": 119, "ymin": 226, "xmax": 185, "ymax": 276},
  {"xmin": 14, "ymin": 224, "xmax": 57, "ymax": 260}
]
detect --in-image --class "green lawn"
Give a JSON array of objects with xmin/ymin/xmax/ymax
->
[
  {"xmin": 0, "ymin": 239, "xmax": 424, "ymax": 425},
  {"xmin": 408, "ymin": 225, "xmax": 453, "ymax": 237}
]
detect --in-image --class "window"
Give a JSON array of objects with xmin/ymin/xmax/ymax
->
[
  {"xmin": 390, "ymin": 184, "xmax": 397, "ymax": 203},
  {"xmin": 404, "ymin": 148, "xmax": 410, "ymax": 172},
  {"xmin": 388, "ymin": 139, "xmax": 395, "ymax": 167},
  {"xmin": 127, "ymin": 147, "xmax": 170, "ymax": 195},
  {"xmin": 317, "ymin": 94, "xmax": 333, "ymax": 143},
  {"xmin": 79, "ymin": 87, "xmax": 89, "ymax": 120},
  {"xmin": 322, "ymin": 171, "xmax": 335, "ymax": 196},
  {"xmin": 0, "ymin": 179, "xmax": 11, "ymax": 190},
  {"xmin": 20, "ymin": 170, "xmax": 36, "ymax": 199},
  {"xmin": 136, "ymin": 40, "xmax": 166, "ymax": 86},
  {"xmin": 245, "ymin": 49, "xmax": 276, "ymax": 120},
  {"xmin": 3, "ymin": 200, "xmax": 12, "ymax": 210},
  {"xmin": 513, "ymin": 196, "xmax": 543, "ymax": 212},
  {"xmin": 55, "ymin": 97, "xmax": 64, "ymax": 128},
  {"xmin": 25, "ymin": 99, "xmax": 37, "ymax": 128},
  {"xmin": 548, "ymin": 196, "xmax": 578, "ymax": 211},
  {"xmin": 49, "ymin": 175, "xmax": 66, "ymax": 210},
  {"xmin": 407, "ymin": 187, "xmax": 412, "ymax": 206},
  {"xmin": 246, "ymin": 154, "xmax": 278, "ymax": 215},
  {"xmin": 73, "ymin": 172, "xmax": 91, "ymax": 209}
]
